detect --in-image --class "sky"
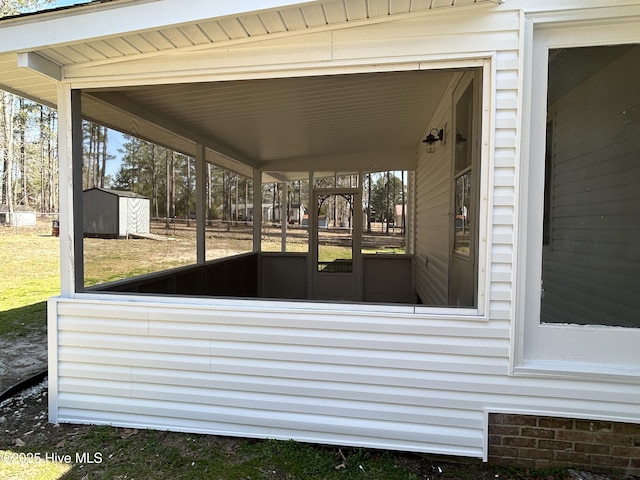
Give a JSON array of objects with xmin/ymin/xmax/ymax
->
[
  {"xmin": 53, "ymin": 0, "xmax": 92, "ymax": 7},
  {"xmin": 48, "ymin": 0, "xmax": 125, "ymax": 180},
  {"xmin": 15, "ymin": 1, "xmax": 124, "ymax": 181}
]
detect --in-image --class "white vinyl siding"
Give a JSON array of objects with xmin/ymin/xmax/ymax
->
[
  {"xmin": 49, "ymin": 295, "xmax": 640, "ymax": 460},
  {"xmin": 51, "ymin": 298, "xmax": 510, "ymax": 456},
  {"xmin": 415, "ymin": 81, "xmax": 454, "ymax": 306}
]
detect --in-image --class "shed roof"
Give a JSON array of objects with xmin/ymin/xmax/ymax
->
[
  {"xmin": 0, "ymin": 0, "xmax": 502, "ymax": 180},
  {"xmin": 84, "ymin": 187, "xmax": 148, "ymax": 199}
]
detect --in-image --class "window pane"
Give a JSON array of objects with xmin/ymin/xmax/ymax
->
[
  {"xmin": 317, "ymin": 193, "xmax": 353, "ymax": 273},
  {"xmin": 541, "ymin": 44, "xmax": 640, "ymax": 327},
  {"xmin": 454, "ymin": 82, "xmax": 473, "ymax": 174},
  {"xmin": 454, "ymin": 171, "xmax": 472, "ymax": 256}
]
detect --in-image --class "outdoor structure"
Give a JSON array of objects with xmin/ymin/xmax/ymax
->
[
  {"xmin": 83, "ymin": 187, "xmax": 150, "ymax": 238},
  {"xmin": 0, "ymin": 205, "xmax": 37, "ymax": 227},
  {"xmin": 1, "ymin": 0, "xmax": 639, "ymax": 474}
]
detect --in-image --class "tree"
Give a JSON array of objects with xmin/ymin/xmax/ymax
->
[
  {"xmin": 1, "ymin": 1, "xmax": 56, "ymax": 222},
  {"xmin": 369, "ymin": 172, "xmax": 406, "ymax": 228}
]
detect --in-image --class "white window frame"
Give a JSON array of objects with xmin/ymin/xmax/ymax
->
[
  {"xmin": 67, "ymin": 55, "xmax": 494, "ymax": 320},
  {"xmin": 515, "ymin": 15, "xmax": 640, "ymax": 379}
]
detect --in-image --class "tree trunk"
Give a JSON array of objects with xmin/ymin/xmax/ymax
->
[
  {"xmin": 18, "ymin": 97, "xmax": 27, "ymax": 206},
  {"xmin": 367, "ymin": 173, "xmax": 372, "ymax": 232},
  {"xmin": 100, "ymin": 126, "xmax": 107, "ymax": 188},
  {"xmin": 2, "ymin": 93, "xmax": 15, "ymax": 222},
  {"xmin": 165, "ymin": 150, "xmax": 171, "ymax": 228}
]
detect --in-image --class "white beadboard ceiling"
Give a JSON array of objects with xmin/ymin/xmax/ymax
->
[{"xmin": 0, "ymin": 0, "xmax": 498, "ymax": 178}]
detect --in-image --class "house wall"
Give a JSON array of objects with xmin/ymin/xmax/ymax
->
[
  {"xmin": 414, "ymin": 75, "xmax": 458, "ymax": 306},
  {"xmin": 50, "ymin": 0, "xmax": 640, "ymax": 466}
]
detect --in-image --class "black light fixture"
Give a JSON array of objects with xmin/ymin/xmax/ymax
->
[{"xmin": 422, "ymin": 128, "xmax": 444, "ymax": 153}]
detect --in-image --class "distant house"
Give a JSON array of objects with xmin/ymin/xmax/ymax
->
[
  {"xmin": 83, "ymin": 188, "xmax": 150, "ymax": 238},
  {"xmin": 394, "ymin": 204, "xmax": 406, "ymax": 229},
  {"xmin": 0, "ymin": 205, "xmax": 36, "ymax": 227}
]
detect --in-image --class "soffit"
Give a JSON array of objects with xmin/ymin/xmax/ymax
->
[
  {"xmin": 27, "ymin": 0, "xmax": 501, "ymax": 67},
  {"xmin": 83, "ymin": 69, "xmax": 455, "ymax": 179}
]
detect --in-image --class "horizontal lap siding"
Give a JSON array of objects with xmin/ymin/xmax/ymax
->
[{"xmin": 53, "ymin": 299, "xmax": 510, "ymax": 457}]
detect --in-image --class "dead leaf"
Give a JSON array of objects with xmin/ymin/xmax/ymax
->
[
  {"xmin": 56, "ymin": 439, "xmax": 66, "ymax": 449},
  {"xmin": 13, "ymin": 438, "xmax": 25, "ymax": 447},
  {"xmin": 335, "ymin": 463, "xmax": 346, "ymax": 470},
  {"xmin": 119, "ymin": 428, "xmax": 138, "ymax": 439}
]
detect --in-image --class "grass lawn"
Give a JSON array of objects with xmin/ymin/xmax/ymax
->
[{"xmin": 0, "ymin": 231, "xmax": 59, "ymax": 337}]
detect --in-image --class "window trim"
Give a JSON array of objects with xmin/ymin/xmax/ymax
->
[
  {"xmin": 68, "ymin": 55, "xmax": 494, "ymax": 320},
  {"xmin": 514, "ymin": 16, "xmax": 640, "ymax": 378}
]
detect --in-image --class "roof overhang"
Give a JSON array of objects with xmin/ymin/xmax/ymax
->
[{"xmin": 0, "ymin": 0, "xmax": 502, "ymax": 179}]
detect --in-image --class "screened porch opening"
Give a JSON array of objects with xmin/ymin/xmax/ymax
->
[{"xmin": 77, "ymin": 66, "xmax": 485, "ymax": 308}]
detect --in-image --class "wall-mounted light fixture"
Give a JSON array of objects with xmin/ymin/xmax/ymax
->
[{"xmin": 422, "ymin": 128, "xmax": 444, "ymax": 153}]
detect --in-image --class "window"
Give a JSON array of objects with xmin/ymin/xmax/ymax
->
[
  {"xmin": 542, "ymin": 45, "xmax": 640, "ymax": 328},
  {"xmin": 518, "ymin": 21, "xmax": 640, "ymax": 375},
  {"xmin": 454, "ymin": 82, "xmax": 474, "ymax": 257}
]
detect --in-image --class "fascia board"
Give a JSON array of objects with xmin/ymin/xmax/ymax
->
[{"xmin": 0, "ymin": 0, "xmax": 320, "ymax": 54}]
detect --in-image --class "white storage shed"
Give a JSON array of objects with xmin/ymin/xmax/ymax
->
[{"xmin": 83, "ymin": 188, "xmax": 150, "ymax": 238}]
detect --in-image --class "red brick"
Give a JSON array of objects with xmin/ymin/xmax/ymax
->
[
  {"xmin": 591, "ymin": 455, "xmax": 631, "ymax": 468},
  {"xmin": 493, "ymin": 414, "xmax": 537, "ymax": 427},
  {"xmin": 488, "ymin": 425, "xmax": 520, "ymax": 436},
  {"xmin": 489, "ymin": 413, "xmax": 507, "ymax": 425},
  {"xmin": 488, "ymin": 435, "xmax": 502, "ymax": 446},
  {"xmin": 538, "ymin": 440, "xmax": 572, "ymax": 450},
  {"xmin": 594, "ymin": 433, "xmax": 632, "ymax": 446},
  {"xmin": 489, "ymin": 445, "xmax": 518, "ymax": 457},
  {"xmin": 554, "ymin": 451, "xmax": 591, "ymax": 464},
  {"xmin": 518, "ymin": 448, "xmax": 555, "ymax": 460},
  {"xmin": 557, "ymin": 430, "xmax": 593, "ymax": 442},
  {"xmin": 576, "ymin": 420, "xmax": 612, "ymax": 432},
  {"xmin": 539, "ymin": 417, "xmax": 574, "ymax": 429},
  {"xmin": 610, "ymin": 445, "xmax": 640, "ymax": 457},
  {"xmin": 521, "ymin": 428, "xmax": 555, "ymax": 439},
  {"xmin": 612, "ymin": 423, "xmax": 640, "ymax": 436},
  {"xmin": 575, "ymin": 442, "xmax": 609, "ymax": 455},
  {"xmin": 503, "ymin": 437, "xmax": 536, "ymax": 448}
]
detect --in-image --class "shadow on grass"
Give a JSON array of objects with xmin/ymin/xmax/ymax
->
[{"xmin": 0, "ymin": 301, "xmax": 48, "ymax": 337}]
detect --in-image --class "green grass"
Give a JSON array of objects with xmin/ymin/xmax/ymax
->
[
  {"xmin": 1, "ymin": 431, "xmax": 428, "ymax": 480},
  {"xmin": 0, "ymin": 234, "xmax": 59, "ymax": 337}
]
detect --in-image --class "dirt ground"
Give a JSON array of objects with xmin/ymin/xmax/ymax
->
[{"xmin": 0, "ymin": 332, "xmax": 47, "ymax": 394}]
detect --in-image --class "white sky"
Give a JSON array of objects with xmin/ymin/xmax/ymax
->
[{"xmin": 54, "ymin": 0, "xmax": 92, "ymax": 7}]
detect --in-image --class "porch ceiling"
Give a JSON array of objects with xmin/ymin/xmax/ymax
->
[
  {"xmin": 82, "ymin": 69, "xmax": 455, "ymax": 180},
  {"xmin": 0, "ymin": 0, "xmax": 498, "ymax": 179}
]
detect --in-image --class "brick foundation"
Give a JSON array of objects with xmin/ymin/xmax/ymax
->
[{"xmin": 488, "ymin": 414, "xmax": 640, "ymax": 475}]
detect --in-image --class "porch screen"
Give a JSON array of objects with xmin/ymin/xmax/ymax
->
[{"xmin": 541, "ymin": 44, "xmax": 640, "ymax": 327}]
